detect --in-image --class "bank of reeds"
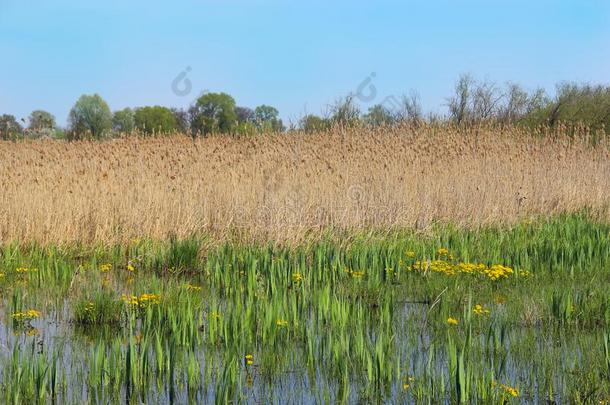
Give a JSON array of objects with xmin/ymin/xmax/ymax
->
[{"xmin": 1, "ymin": 124, "xmax": 609, "ymax": 245}]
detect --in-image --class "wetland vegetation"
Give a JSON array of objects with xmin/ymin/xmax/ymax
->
[{"xmin": 1, "ymin": 213, "xmax": 609, "ymax": 403}]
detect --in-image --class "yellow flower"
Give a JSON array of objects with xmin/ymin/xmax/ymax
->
[
  {"xmin": 16, "ymin": 267, "xmax": 37, "ymax": 273},
  {"xmin": 500, "ymin": 383, "xmax": 519, "ymax": 397},
  {"xmin": 447, "ymin": 317, "xmax": 459, "ymax": 326},
  {"xmin": 352, "ymin": 271, "xmax": 365, "ymax": 278},
  {"xmin": 186, "ymin": 284, "xmax": 202, "ymax": 291},
  {"xmin": 138, "ymin": 293, "xmax": 161, "ymax": 306},
  {"xmin": 122, "ymin": 293, "xmax": 160, "ymax": 307},
  {"xmin": 26, "ymin": 327, "xmax": 39, "ymax": 336},
  {"xmin": 276, "ymin": 319, "xmax": 288, "ymax": 327},
  {"xmin": 402, "ymin": 375, "xmax": 414, "ymax": 390},
  {"xmin": 406, "ymin": 251, "xmax": 416, "ymax": 258},
  {"xmin": 473, "ymin": 304, "xmax": 490, "ymax": 315},
  {"xmin": 292, "ymin": 272, "xmax": 303, "ymax": 282},
  {"xmin": 100, "ymin": 263, "xmax": 112, "ymax": 273},
  {"xmin": 12, "ymin": 309, "xmax": 41, "ymax": 321},
  {"xmin": 411, "ymin": 260, "xmax": 517, "ymax": 282},
  {"xmin": 245, "ymin": 354, "xmax": 254, "ymax": 366},
  {"xmin": 84, "ymin": 302, "xmax": 95, "ymax": 312},
  {"xmin": 126, "ymin": 264, "xmax": 135, "ymax": 272},
  {"xmin": 437, "ymin": 248, "xmax": 449, "ymax": 256}
]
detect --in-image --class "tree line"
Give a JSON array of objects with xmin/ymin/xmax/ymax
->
[{"xmin": 1, "ymin": 74, "xmax": 609, "ymax": 140}]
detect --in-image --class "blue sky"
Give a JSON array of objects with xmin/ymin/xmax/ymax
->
[{"xmin": 1, "ymin": 0, "xmax": 609, "ymax": 126}]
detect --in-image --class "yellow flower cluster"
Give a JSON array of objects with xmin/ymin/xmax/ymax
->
[
  {"xmin": 292, "ymin": 272, "xmax": 303, "ymax": 282},
  {"xmin": 122, "ymin": 293, "xmax": 161, "ymax": 307},
  {"xmin": 12, "ymin": 309, "xmax": 41, "ymax": 321},
  {"xmin": 245, "ymin": 354, "xmax": 254, "ymax": 366},
  {"xmin": 411, "ymin": 260, "xmax": 515, "ymax": 281},
  {"xmin": 402, "ymin": 376, "xmax": 415, "ymax": 391},
  {"xmin": 493, "ymin": 381, "xmax": 519, "ymax": 397},
  {"xmin": 100, "ymin": 263, "xmax": 112, "ymax": 273},
  {"xmin": 210, "ymin": 311, "xmax": 222, "ymax": 320},
  {"xmin": 384, "ymin": 267, "xmax": 400, "ymax": 277},
  {"xmin": 126, "ymin": 264, "xmax": 135, "ymax": 272},
  {"xmin": 436, "ymin": 248, "xmax": 454, "ymax": 260},
  {"xmin": 447, "ymin": 317, "xmax": 459, "ymax": 326},
  {"xmin": 473, "ymin": 304, "xmax": 490, "ymax": 315},
  {"xmin": 344, "ymin": 268, "xmax": 366, "ymax": 278},
  {"xmin": 16, "ymin": 267, "xmax": 37, "ymax": 273},
  {"xmin": 84, "ymin": 301, "xmax": 95, "ymax": 313},
  {"xmin": 276, "ymin": 319, "xmax": 288, "ymax": 327},
  {"xmin": 485, "ymin": 265, "xmax": 515, "ymax": 281}
]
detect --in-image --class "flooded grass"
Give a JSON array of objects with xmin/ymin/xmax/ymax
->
[{"xmin": 0, "ymin": 213, "xmax": 609, "ymax": 403}]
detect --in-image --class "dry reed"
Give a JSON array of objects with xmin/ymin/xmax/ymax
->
[{"xmin": 1, "ymin": 124, "xmax": 609, "ymax": 246}]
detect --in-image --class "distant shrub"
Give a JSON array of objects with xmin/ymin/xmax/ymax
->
[
  {"xmin": 523, "ymin": 83, "xmax": 610, "ymax": 133},
  {"xmin": 189, "ymin": 92, "xmax": 237, "ymax": 136},
  {"xmin": 68, "ymin": 94, "xmax": 113, "ymax": 139},
  {"xmin": 112, "ymin": 108, "xmax": 135, "ymax": 133},
  {"xmin": 300, "ymin": 114, "xmax": 330, "ymax": 133},
  {"xmin": 171, "ymin": 108, "xmax": 190, "ymax": 133},
  {"xmin": 134, "ymin": 106, "xmax": 177, "ymax": 135},
  {"xmin": 329, "ymin": 96, "xmax": 360, "ymax": 127},
  {"xmin": 235, "ymin": 106, "xmax": 255, "ymax": 125},
  {"xmin": 254, "ymin": 105, "xmax": 284, "ymax": 132},
  {"xmin": 0, "ymin": 114, "xmax": 23, "ymax": 140},
  {"xmin": 27, "ymin": 110, "xmax": 56, "ymax": 138},
  {"xmin": 363, "ymin": 104, "xmax": 396, "ymax": 127}
]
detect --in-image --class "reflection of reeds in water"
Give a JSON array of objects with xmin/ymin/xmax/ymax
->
[{"xmin": 1, "ymin": 124, "xmax": 609, "ymax": 245}]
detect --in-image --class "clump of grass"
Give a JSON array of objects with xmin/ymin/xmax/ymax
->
[{"xmin": 74, "ymin": 290, "xmax": 123, "ymax": 325}]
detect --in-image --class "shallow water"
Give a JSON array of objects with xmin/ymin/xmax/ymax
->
[{"xmin": 0, "ymin": 299, "xmax": 601, "ymax": 404}]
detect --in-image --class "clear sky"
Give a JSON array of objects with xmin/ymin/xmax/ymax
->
[{"xmin": 1, "ymin": 0, "xmax": 609, "ymax": 127}]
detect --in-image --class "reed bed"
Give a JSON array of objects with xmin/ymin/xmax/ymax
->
[{"xmin": 1, "ymin": 124, "xmax": 609, "ymax": 246}]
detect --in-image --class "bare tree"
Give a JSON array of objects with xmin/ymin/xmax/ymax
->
[
  {"xmin": 329, "ymin": 95, "xmax": 360, "ymax": 127},
  {"xmin": 499, "ymin": 83, "xmax": 529, "ymax": 122},
  {"xmin": 401, "ymin": 90, "xmax": 423, "ymax": 124},
  {"xmin": 471, "ymin": 79, "xmax": 503, "ymax": 121},
  {"xmin": 526, "ymin": 88, "xmax": 550, "ymax": 113},
  {"xmin": 447, "ymin": 73, "xmax": 474, "ymax": 125}
]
